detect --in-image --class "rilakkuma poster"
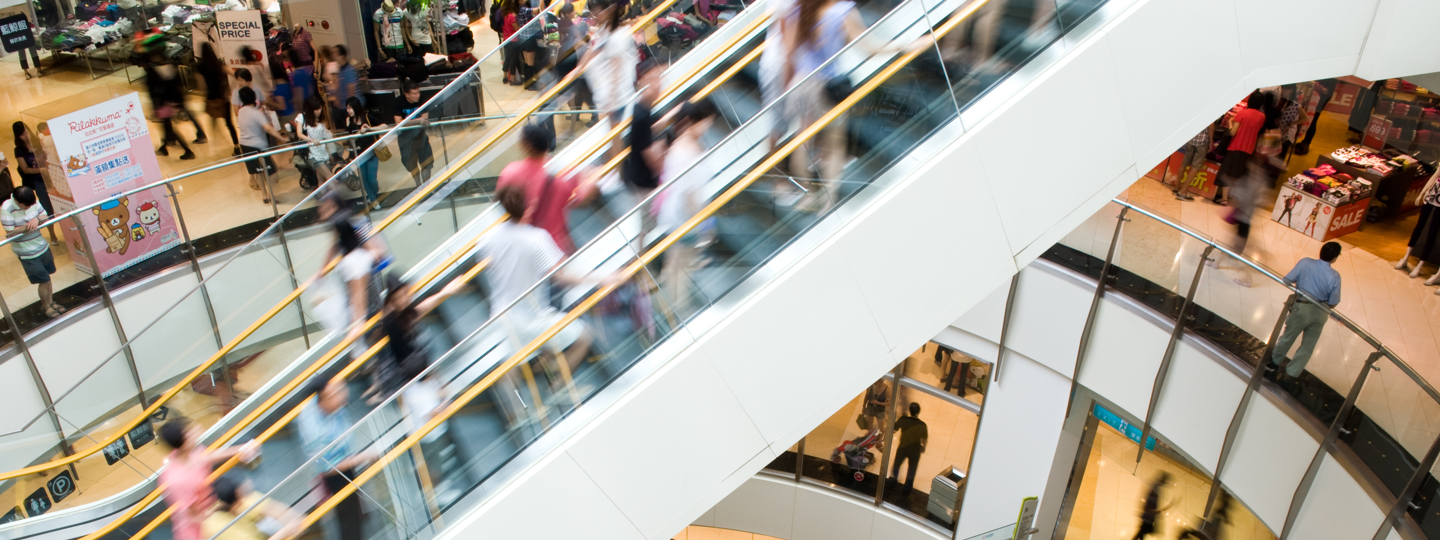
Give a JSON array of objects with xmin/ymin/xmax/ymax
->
[{"xmin": 49, "ymin": 93, "xmax": 180, "ymax": 277}]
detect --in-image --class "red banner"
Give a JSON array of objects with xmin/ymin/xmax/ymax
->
[
  {"xmin": 1327, "ymin": 199, "xmax": 1368, "ymax": 238},
  {"xmin": 1326, "ymin": 83, "xmax": 1361, "ymax": 115}
]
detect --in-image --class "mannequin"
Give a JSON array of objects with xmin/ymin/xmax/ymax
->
[
  {"xmin": 1396, "ymin": 168, "xmax": 1440, "ymax": 287},
  {"xmin": 401, "ymin": 0, "xmax": 434, "ymax": 55},
  {"xmin": 374, "ymin": 0, "xmax": 408, "ymax": 59}
]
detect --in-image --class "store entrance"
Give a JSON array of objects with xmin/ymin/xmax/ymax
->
[{"xmin": 1053, "ymin": 400, "xmax": 1271, "ymax": 540}]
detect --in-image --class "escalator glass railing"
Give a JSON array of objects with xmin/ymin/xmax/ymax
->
[
  {"xmin": 18, "ymin": 1, "xmax": 778, "ymax": 535},
  {"xmin": 190, "ymin": 1, "xmax": 1103, "ymax": 540}
]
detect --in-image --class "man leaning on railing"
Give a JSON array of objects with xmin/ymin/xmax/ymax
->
[{"xmin": 1270, "ymin": 242, "xmax": 1342, "ymax": 379}]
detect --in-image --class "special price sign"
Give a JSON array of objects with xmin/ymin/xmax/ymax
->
[{"xmin": 49, "ymin": 93, "xmax": 180, "ymax": 277}]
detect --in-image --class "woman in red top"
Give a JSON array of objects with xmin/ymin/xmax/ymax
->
[
  {"xmin": 1214, "ymin": 90, "xmax": 1269, "ymax": 204},
  {"xmin": 500, "ymin": 0, "xmax": 523, "ymax": 84}
]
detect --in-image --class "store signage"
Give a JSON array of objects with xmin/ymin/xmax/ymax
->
[
  {"xmin": 1363, "ymin": 116, "xmax": 1391, "ymax": 149},
  {"xmin": 102, "ymin": 437, "xmax": 130, "ymax": 465},
  {"xmin": 1329, "ymin": 200, "xmax": 1367, "ymax": 237},
  {"xmin": 1402, "ymin": 177, "xmax": 1429, "ymax": 213},
  {"xmin": 0, "ymin": 507, "xmax": 20, "ymax": 524},
  {"xmin": 46, "ymin": 470, "xmax": 74, "ymax": 503},
  {"xmin": 128, "ymin": 422, "xmax": 155, "ymax": 449},
  {"xmin": 1326, "ymin": 83, "xmax": 1360, "ymax": 115},
  {"xmin": 0, "ymin": 13, "xmax": 32, "ymax": 53},
  {"xmin": 1093, "ymin": 403, "xmax": 1156, "ymax": 451},
  {"xmin": 22, "ymin": 487, "xmax": 48, "ymax": 517},
  {"xmin": 216, "ymin": 11, "xmax": 269, "ymax": 76},
  {"xmin": 1014, "ymin": 497, "xmax": 1039, "ymax": 540},
  {"xmin": 1144, "ymin": 152, "xmax": 1182, "ymax": 185},
  {"xmin": 49, "ymin": 92, "xmax": 180, "ymax": 277}
]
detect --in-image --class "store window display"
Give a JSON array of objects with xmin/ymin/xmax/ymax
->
[
  {"xmin": 1395, "ymin": 169, "xmax": 1440, "ymax": 285},
  {"xmin": 402, "ymin": 0, "xmax": 435, "ymax": 55},
  {"xmin": 374, "ymin": 0, "xmax": 407, "ymax": 59}
]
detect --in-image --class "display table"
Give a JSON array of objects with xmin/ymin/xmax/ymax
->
[
  {"xmin": 1316, "ymin": 151, "xmax": 1424, "ymax": 218},
  {"xmin": 1271, "ymin": 186, "xmax": 1370, "ymax": 241}
]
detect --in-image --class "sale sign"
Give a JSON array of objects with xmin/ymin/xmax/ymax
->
[
  {"xmin": 215, "ymin": 11, "xmax": 268, "ymax": 74},
  {"xmin": 1363, "ymin": 116, "xmax": 1391, "ymax": 150},
  {"xmin": 49, "ymin": 93, "xmax": 181, "ymax": 277}
]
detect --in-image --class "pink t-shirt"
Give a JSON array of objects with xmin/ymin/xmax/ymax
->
[
  {"xmin": 159, "ymin": 451, "xmax": 215, "ymax": 540},
  {"xmin": 497, "ymin": 157, "xmax": 576, "ymax": 253}
]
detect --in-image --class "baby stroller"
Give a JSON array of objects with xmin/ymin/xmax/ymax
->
[{"xmin": 831, "ymin": 426, "xmax": 883, "ymax": 482}]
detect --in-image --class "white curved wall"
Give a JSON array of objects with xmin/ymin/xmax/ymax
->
[
  {"xmin": 942, "ymin": 261, "xmax": 1393, "ymax": 540},
  {"xmin": 691, "ymin": 475, "xmax": 949, "ymax": 540}
]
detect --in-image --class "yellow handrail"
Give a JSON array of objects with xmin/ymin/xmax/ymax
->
[
  {"xmin": 71, "ymin": 6, "xmax": 774, "ymax": 540},
  {"xmin": 0, "ymin": 0, "xmax": 696, "ymax": 484},
  {"xmin": 288, "ymin": 1, "xmax": 988, "ymax": 535}
]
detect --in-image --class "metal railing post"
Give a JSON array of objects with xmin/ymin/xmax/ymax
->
[
  {"xmin": 1373, "ymin": 430, "xmax": 1440, "ymax": 540},
  {"xmin": 1280, "ymin": 352, "xmax": 1382, "ymax": 539},
  {"xmin": 70, "ymin": 215, "xmax": 149, "ymax": 409},
  {"xmin": 1065, "ymin": 207, "xmax": 1128, "ymax": 418},
  {"xmin": 794, "ymin": 437, "xmax": 805, "ymax": 482},
  {"xmin": 0, "ymin": 292, "xmax": 71, "ymax": 457},
  {"xmin": 1203, "ymin": 293, "xmax": 1298, "ymax": 519},
  {"xmin": 992, "ymin": 273, "xmax": 1020, "ymax": 385},
  {"xmin": 874, "ymin": 363, "xmax": 904, "ymax": 505},
  {"xmin": 165, "ymin": 183, "xmax": 231, "ymax": 394},
  {"xmin": 1134, "ymin": 245, "xmax": 1214, "ymax": 466},
  {"xmin": 260, "ymin": 164, "xmax": 312, "ymax": 349}
]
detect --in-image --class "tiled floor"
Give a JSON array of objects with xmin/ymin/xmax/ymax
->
[
  {"xmin": 1061, "ymin": 119, "xmax": 1440, "ymax": 479},
  {"xmin": 1063, "ymin": 426, "xmax": 1273, "ymax": 540},
  {"xmin": 0, "ymin": 20, "xmax": 585, "ymax": 309}
]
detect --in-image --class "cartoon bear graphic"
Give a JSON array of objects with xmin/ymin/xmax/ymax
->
[
  {"xmin": 136, "ymin": 201, "xmax": 161, "ymax": 235},
  {"xmin": 93, "ymin": 197, "xmax": 131, "ymax": 256}
]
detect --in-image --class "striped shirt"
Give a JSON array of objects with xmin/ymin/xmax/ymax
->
[
  {"xmin": 476, "ymin": 222, "xmax": 564, "ymax": 320},
  {"xmin": 1, "ymin": 199, "xmax": 48, "ymax": 259}
]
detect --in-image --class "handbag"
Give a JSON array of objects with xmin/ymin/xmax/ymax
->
[
  {"xmin": 374, "ymin": 144, "xmax": 393, "ymax": 162},
  {"xmin": 824, "ymin": 75, "xmax": 854, "ymax": 104}
]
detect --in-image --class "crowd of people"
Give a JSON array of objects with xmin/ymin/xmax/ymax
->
[{"xmin": 136, "ymin": 0, "xmax": 940, "ymax": 535}]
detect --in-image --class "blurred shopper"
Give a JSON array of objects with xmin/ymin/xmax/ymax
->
[
  {"xmin": 393, "ymin": 81, "xmax": 435, "ymax": 187},
  {"xmin": 478, "ymin": 184, "xmax": 605, "ymax": 378},
  {"xmin": 1178, "ymin": 492, "xmax": 1232, "ymax": 540},
  {"xmin": 1172, "ymin": 122, "xmax": 1214, "ymax": 201},
  {"xmin": 1132, "ymin": 472, "xmax": 1171, "ymax": 540},
  {"xmin": 654, "ymin": 99, "xmax": 718, "ymax": 314},
  {"xmin": 288, "ymin": 49, "xmax": 317, "ymax": 106},
  {"xmin": 577, "ymin": 0, "xmax": 637, "ymax": 158},
  {"xmin": 1223, "ymin": 134, "xmax": 1281, "ymax": 261},
  {"xmin": 622, "ymin": 60, "xmax": 665, "ymax": 195},
  {"xmin": 3, "ymin": 187, "xmax": 61, "ymax": 317},
  {"xmin": 499, "ymin": 124, "xmax": 578, "ymax": 253},
  {"xmin": 236, "ymin": 87, "xmax": 291, "ymax": 203},
  {"xmin": 861, "ymin": 378, "xmax": 889, "ymax": 429},
  {"xmin": 1270, "ymin": 242, "xmax": 1342, "ymax": 379},
  {"xmin": 297, "ymin": 379, "xmax": 374, "ymax": 540},
  {"xmin": 382, "ymin": 273, "xmax": 464, "ymax": 391},
  {"xmin": 327, "ymin": 45, "xmax": 361, "ymax": 123},
  {"xmin": 296, "ymin": 98, "xmax": 336, "ymax": 184},
  {"xmin": 342, "ymin": 97, "xmax": 384, "ymax": 210},
  {"xmin": 204, "ymin": 476, "xmax": 302, "ymax": 540},
  {"xmin": 1294, "ymin": 79, "xmax": 1337, "ymax": 156},
  {"xmin": 324, "ymin": 217, "xmax": 381, "ymax": 345},
  {"xmin": 778, "ymin": 0, "xmax": 897, "ymax": 210},
  {"xmin": 144, "ymin": 52, "xmax": 200, "ymax": 160},
  {"xmin": 1214, "ymin": 90, "xmax": 1267, "ymax": 205},
  {"xmin": 197, "ymin": 44, "xmax": 241, "ymax": 156},
  {"xmin": 758, "ymin": 0, "xmax": 793, "ymax": 145},
  {"xmin": 267, "ymin": 64, "xmax": 298, "ymax": 127},
  {"xmin": 158, "ymin": 418, "xmax": 259, "ymax": 540},
  {"xmin": 890, "ymin": 402, "xmax": 927, "ymax": 496},
  {"xmin": 11, "ymin": 123, "xmax": 58, "ymax": 244}
]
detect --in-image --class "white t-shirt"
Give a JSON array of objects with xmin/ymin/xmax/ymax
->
[
  {"xmin": 584, "ymin": 25, "xmax": 638, "ymax": 114},
  {"xmin": 405, "ymin": 9, "xmax": 433, "ymax": 45},
  {"xmin": 374, "ymin": 8, "xmax": 406, "ymax": 48},
  {"xmin": 475, "ymin": 222, "xmax": 564, "ymax": 321},
  {"xmin": 657, "ymin": 137, "xmax": 709, "ymax": 234},
  {"xmin": 237, "ymin": 106, "xmax": 271, "ymax": 149},
  {"xmin": 338, "ymin": 247, "xmax": 376, "ymax": 283},
  {"xmin": 403, "ymin": 377, "xmax": 448, "ymax": 440}
]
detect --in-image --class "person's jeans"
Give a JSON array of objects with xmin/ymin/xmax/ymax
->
[
  {"xmin": 1271, "ymin": 301, "xmax": 1328, "ymax": 377},
  {"xmin": 891, "ymin": 445, "xmax": 921, "ymax": 494},
  {"xmin": 321, "ymin": 468, "xmax": 364, "ymax": 540},
  {"xmin": 358, "ymin": 155, "xmax": 379, "ymax": 202},
  {"xmin": 18, "ymin": 45, "xmax": 41, "ymax": 72}
]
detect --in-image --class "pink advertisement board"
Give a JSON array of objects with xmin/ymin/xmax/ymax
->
[{"xmin": 50, "ymin": 93, "xmax": 181, "ymax": 277}]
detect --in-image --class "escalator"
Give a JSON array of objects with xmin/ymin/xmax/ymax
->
[{"xmin": 121, "ymin": 1, "xmax": 1132, "ymax": 540}]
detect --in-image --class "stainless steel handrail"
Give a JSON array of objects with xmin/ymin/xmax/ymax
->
[{"xmin": 1110, "ymin": 198, "xmax": 1440, "ymax": 404}]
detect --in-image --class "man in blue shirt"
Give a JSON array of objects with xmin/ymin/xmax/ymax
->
[
  {"xmin": 1271, "ymin": 242, "xmax": 1342, "ymax": 378},
  {"xmin": 297, "ymin": 378, "xmax": 373, "ymax": 540}
]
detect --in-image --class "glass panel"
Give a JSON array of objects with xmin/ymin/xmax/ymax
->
[
  {"xmin": 942, "ymin": 0, "xmax": 1061, "ymax": 108},
  {"xmin": 1107, "ymin": 208, "xmax": 1210, "ymax": 322},
  {"xmin": 902, "ymin": 342, "xmax": 987, "ymax": 405},
  {"xmin": 800, "ymin": 376, "xmax": 891, "ymax": 499},
  {"xmin": 763, "ymin": 441, "xmax": 801, "ymax": 474},
  {"xmin": 881, "ymin": 384, "xmax": 979, "ymax": 528}
]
